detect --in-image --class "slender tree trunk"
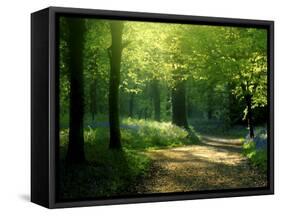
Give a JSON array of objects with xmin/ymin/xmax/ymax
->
[
  {"xmin": 144, "ymin": 108, "xmax": 148, "ymax": 119},
  {"xmin": 166, "ymin": 90, "xmax": 171, "ymax": 117},
  {"xmin": 207, "ymin": 92, "xmax": 213, "ymax": 120},
  {"xmin": 246, "ymin": 94, "xmax": 254, "ymax": 138},
  {"xmin": 108, "ymin": 21, "xmax": 124, "ymax": 149},
  {"xmin": 129, "ymin": 93, "xmax": 134, "ymax": 118},
  {"xmin": 90, "ymin": 50, "xmax": 98, "ymax": 122},
  {"xmin": 138, "ymin": 109, "xmax": 142, "ymax": 119},
  {"xmin": 66, "ymin": 18, "xmax": 86, "ymax": 164},
  {"xmin": 206, "ymin": 85, "xmax": 213, "ymax": 120},
  {"xmin": 152, "ymin": 80, "xmax": 160, "ymax": 121},
  {"xmin": 90, "ymin": 78, "xmax": 97, "ymax": 121},
  {"xmin": 172, "ymin": 80, "xmax": 188, "ymax": 129},
  {"xmin": 186, "ymin": 93, "xmax": 191, "ymax": 118},
  {"xmin": 207, "ymin": 109, "xmax": 213, "ymax": 120}
]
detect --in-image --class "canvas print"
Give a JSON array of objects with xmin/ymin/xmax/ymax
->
[{"xmin": 58, "ymin": 16, "xmax": 268, "ymax": 201}]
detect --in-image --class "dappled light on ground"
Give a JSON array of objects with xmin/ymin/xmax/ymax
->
[{"xmin": 138, "ymin": 135, "xmax": 267, "ymax": 193}]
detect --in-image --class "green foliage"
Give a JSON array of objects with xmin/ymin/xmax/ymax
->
[
  {"xmin": 58, "ymin": 16, "xmax": 268, "ymax": 198},
  {"xmin": 121, "ymin": 118, "xmax": 197, "ymax": 150},
  {"xmin": 243, "ymin": 140, "xmax": 267, "ymax": 173},
  {"xmin": 59, "ymin": 116, "xmax": 199, "ymax": 199},
  {"xmin": 60, "ymin": 17, "xmax": 268, "ymax": 124},
  {"xmin": 190, "ymin": 118, "xmax": 248, "ymax": 139},
  {"xmin": 59, "ymin": 127, "xmax": 150, "ymax": 199}
]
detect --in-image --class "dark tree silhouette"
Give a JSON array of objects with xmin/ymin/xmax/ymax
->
[
  {"xmin": 90, "ymin": 79, "xmax": 97, "ymax": 121},
  {"xmin": 89, "ymin": 50, "xmax": 99, "ymax": 122},
  {"xmin": 172, "ymin": 80, "xmax": 188, "ymax": 129},
  {"xmin": 152, "ymin": 79, "xmax": 161, "ymax": 121},
  {"xmin": 108, "ymin": 21, "xmax": 124, "ymax": 149},
  {"xmin": 246, "ymin": 94, "xmax": 254, "ymax": 138},
  {"xmin": 241, "ymin": 81, "xmax": 256, "ymax": 138},
  {"xmin": 66, "ymin": 18, "xmax": 86, "ymax": 164},
  {"xmin": 129, "ymin": 93, "xmax": 134, "ymax": 118},
  {"xmin": 207, "ymin": 89, "xmax": 214, "ymax": 120}
]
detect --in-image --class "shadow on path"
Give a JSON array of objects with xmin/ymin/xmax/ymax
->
[
  {"xmin": 137, "ymin": 135, "xmax": 267, "ymax": 194},
  {"xmin": 200, "ymin": 135, "xmax": 242, "ymax": 154}
]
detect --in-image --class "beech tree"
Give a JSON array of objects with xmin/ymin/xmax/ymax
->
[
  {"xmin": 108, "ymin": 21, "xmax": 124, "ymax": 149},
  {"xmin": 66, "ymin": 18, "xmax": 86, "ymax": 163}
]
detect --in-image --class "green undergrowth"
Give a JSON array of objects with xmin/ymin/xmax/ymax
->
[
  {"xmin": 189, "ymin": 118, "xmax": 248, "ymax": 139},
  {"xmin": 59, "ymin": 118, "xmax": 197, "ymax": 199},
  {"xmin": 59, "ymin": 128, "xmax": 150, "ymax": 199},
  {"xmin": 121, "ymin": 118, "xmax": 199, "ymax": 150},
  {"xmin": 243, "ymin": 140, "xmax": 267, "ymax": 173}
]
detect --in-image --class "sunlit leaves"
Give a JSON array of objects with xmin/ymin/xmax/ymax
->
[{"xmin": 59, "ymin": 17, "xmax": 268, "ymax": 124}]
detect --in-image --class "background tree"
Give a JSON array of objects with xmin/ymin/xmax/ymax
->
[
  {"xmin": 222, "ymin": 28, "xmax": 267, "ymax": 138},
  {"xmin": 108, "ymin": 21, "xmax": 124, "ymax": 149},
  {"xmin": 83, "ymin": 20, "xmax": 111, "ymax": 122},
  {"xmin": 66, "ymin": 18, "xmax": 86, "ymax": 163},
  {"xmin": 164, "ymin": 27, "xmax": 190, "ymax": 129}
]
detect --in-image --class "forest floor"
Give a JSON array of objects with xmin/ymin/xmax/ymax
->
[
  {"xmin": 137, "ymin": 135, "xmax": 267, "ymax": 193},
  {"xmin": 59, "ymin": 118, "xmax": 267, "ymax": 199}
]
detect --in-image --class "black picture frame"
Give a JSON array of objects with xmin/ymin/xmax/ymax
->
[{"xmin": 31, "ymin": 6, "xmax": 274, "ymax": 209}]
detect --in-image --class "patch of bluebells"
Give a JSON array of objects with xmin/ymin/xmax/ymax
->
[
  {"xmin": 88, "ymin": 121, "xmax": 140, "ymax": 131},
  {"xmin": 245, "ymin": 128, "xmax": 267, "ymax": 150}
]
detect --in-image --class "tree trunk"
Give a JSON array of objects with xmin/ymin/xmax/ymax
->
[
  {"xmin": 138, "ymin": 109, "xmax": 142, "ymax": 119},
  {"xmin": 108, "ymin": 21, "xmax": 124, "ymax": 149},
  {"xmin": 129, "ymin": 93, "xmax": 134, "ymax": 118},
  {"xmin": 186, "ymin": 93, "xmax": 192, "ymax": 118},
  {"xmin": 66, "ymin": 18, "xmax": 86, "ymax": 164},
  {"xmin": 207, "ymin": 109, "xmax": 213, "ymax": 120},
  {"xmin": 89, "ymin": 50, "xmax": 98, "ymax": 122},
  {"xmin": 246, "ymin": 94, "xmax": 254, "ymax": 138},
  {"xmin": 207, "ymin": 91, "xmax": 213, "ymax": 119},
  {"xmin": 172, "ymin": 80, "xmax": 188, "ymax": 129},
  {"xmin": 152, "ymin": 80, "xmax": 160, "ymax": 121},
  {"xmin": 206, "ymin": 86, "xmax": 213, "ymax": 120},
  {"xmin": 90, "ymin": 78, "xmax": 97, "ymax": 122},
  {"xmin": 166, "ymin": 90, "xmax": 171, "ymax": 117}
]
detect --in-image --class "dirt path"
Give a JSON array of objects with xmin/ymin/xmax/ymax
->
[{"xmin": 138, "ymin": 135, "xmax": 267, "ymax": 193}]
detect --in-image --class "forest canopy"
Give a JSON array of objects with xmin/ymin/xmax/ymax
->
[{"xmin": 59, "ymin": 18, "xmax": 267, "ymax": 139}]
